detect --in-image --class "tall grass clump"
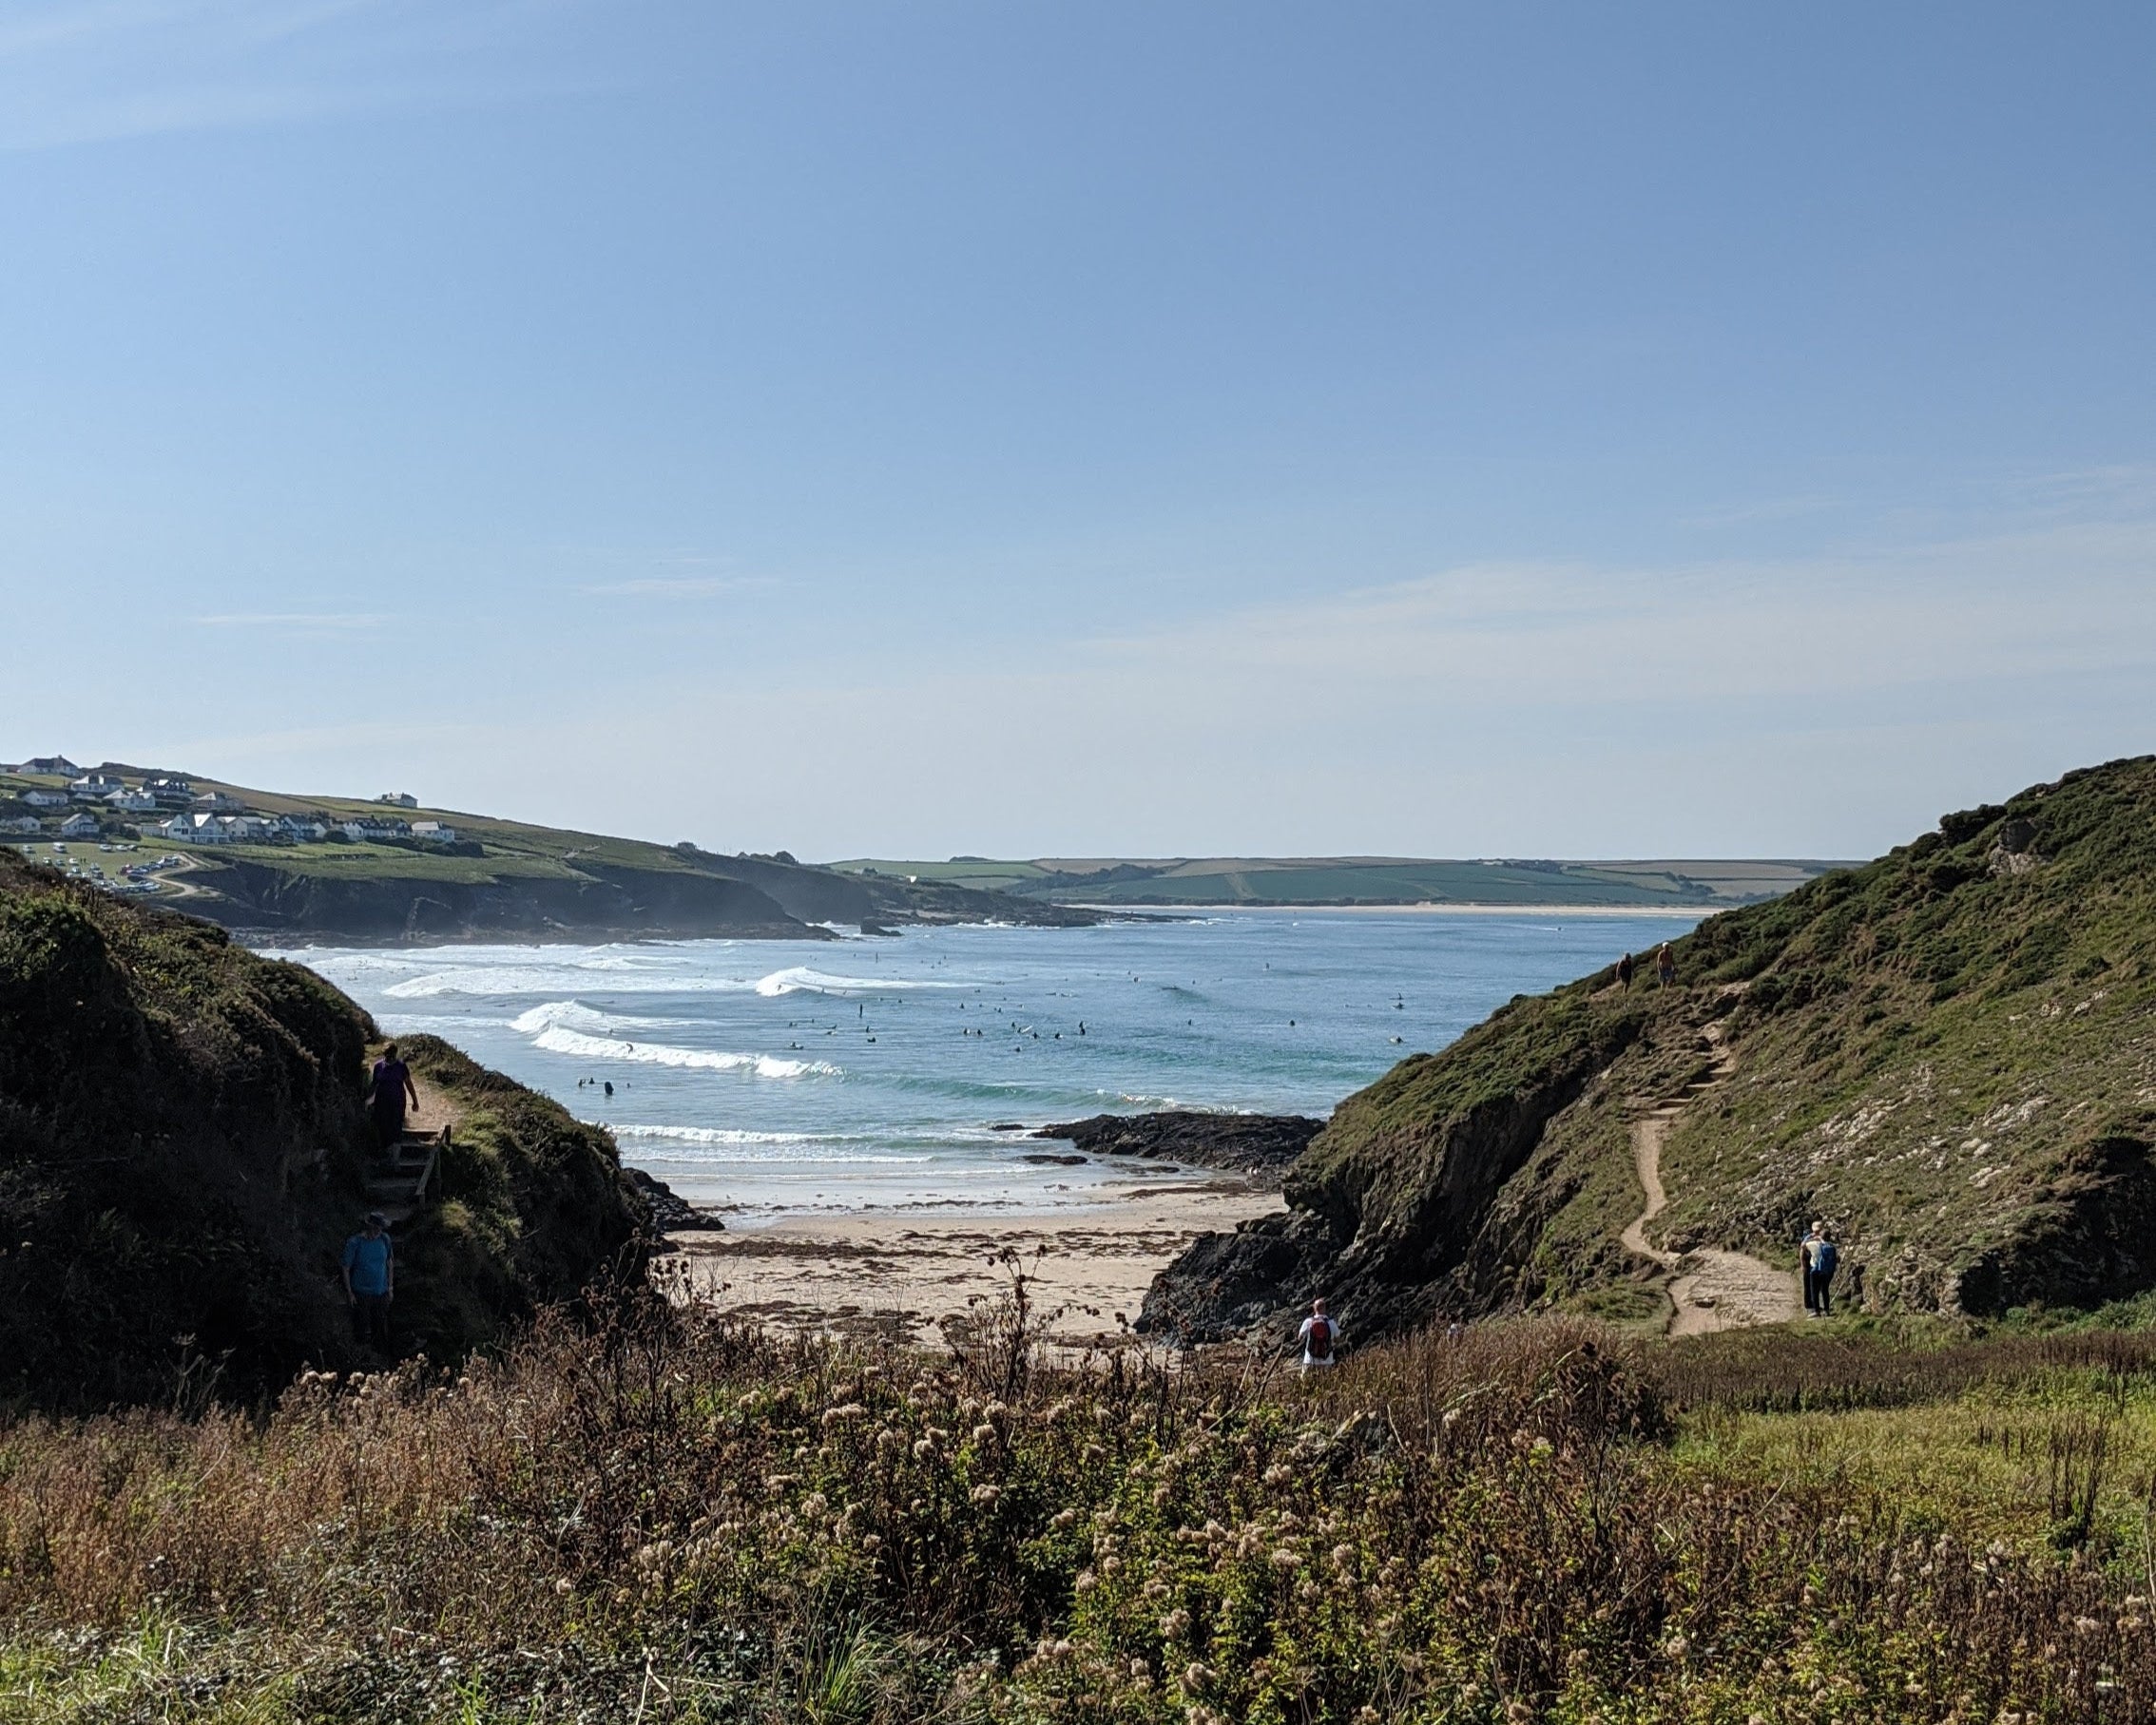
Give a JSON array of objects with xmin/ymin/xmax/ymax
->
[{"xmin": 0, "ymin": 1290, "xmax": 2153, "ymax": 1720}]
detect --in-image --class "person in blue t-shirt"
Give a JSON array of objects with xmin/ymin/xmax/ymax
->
[
  {"xmin": 341, "ymin": 1212, "xmax": 395, "ymax": 1350},
  {"xmin": 1811, "ymin": 1225, "xmax": 1839, "ymax": 1315}
]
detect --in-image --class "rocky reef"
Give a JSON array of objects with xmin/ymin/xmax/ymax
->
[{"xmin": 1033, "ymin": 1110, "xmax": 1324, "ymax": 1179}]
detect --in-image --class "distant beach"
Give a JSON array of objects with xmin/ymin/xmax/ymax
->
[{"xmin": 1067, "ymin": 900, "xmax": 1745, "ymax": 916}]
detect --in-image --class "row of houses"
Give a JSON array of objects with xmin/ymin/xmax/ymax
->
[
  {"xmin": 149, "ymin": 812, "xmax": 459, "ymax": 847},
  {"xmin": 6, "ymin": 762, "xmax": 460, "ymax": 850},
  {"xmin": 12, "ymin": 776, "xmax": 196, "ymax": 813},
  {"xmin": 2, "ymin": 812, "xmax": 103, "ymax": 839}
]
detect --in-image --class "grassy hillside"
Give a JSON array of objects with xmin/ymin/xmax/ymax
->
[
  {"xmin": 0, "ymin": 850, "xmax": 649, "ymax": 1409},
  {"xmin": 2, "ymin": 763, "xmax": 1095, "ymax": 942},
  {"xmin": 1148, "ymin": 757, "xmax": 2156, "ymax": 1343},
  {"xmin": 835, "ymin": 853, "xmax": 1839, "ymax": 908}
]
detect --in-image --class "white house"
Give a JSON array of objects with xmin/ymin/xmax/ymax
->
[
  {"xmin": 160, "ymin": 813, "xmax": 237, "ymax": 844},
  {"xmin": 278, "ymin": 815, "xmax": 329, "ymax": 841},
  {"xmin": 375, "ymin": 792, "xmax": 418, "ymax": 809},
  {"xmin": 144, "ymin": 777, "xmax": 194, "ymax": 807},
  {"xmin": 17, "ymin": 756, "xmax": 80, "ymax": 777},
  {"xmin": 191, "ymin": 791, "xmax": 246, "ymax": 813},
  {"xmin": 0, "ymin": 815, "xmax": 40, "ymax": 835},
  {"xmin": 411, "ymin": 820, "xmax": 457, "ymax": 843},
  {"xmin": 20, "ymin": 789, "xmax": 67, "ymax": 809},
  {"xmin": 105, "ymin": 788, "xmax": 159, "ymax": 814},
  {"xmin": 58, "ymin": 812, "xmax": 101, "ymax": 839},
  {"xmin": 341, "ymin": 816, "xmax": 413, "ymax": 842},
  {"xmin": 69, "ymin": 775, "xmax": 125, "ymax": 801}
]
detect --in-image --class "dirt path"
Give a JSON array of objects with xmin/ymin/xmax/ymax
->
[
  {"xmin": 403, "ymin": 1074, "xmax": 458, "ymax": 1140},
  {"xmin": 155, "ymin": 854, "xmax": 215, "ymax": 900},
  {"xmin": 1623, "ymin": 1022, "xmax": 1800, "ymax": 1335}
]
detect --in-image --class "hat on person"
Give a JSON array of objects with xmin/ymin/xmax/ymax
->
[{"xmin": 365, "ymin": 1211, "xmax": 387, "ymax": 1228}]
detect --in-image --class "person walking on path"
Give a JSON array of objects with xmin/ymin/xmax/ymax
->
[
  {"xmin": 1656, "ymin": 943, "xmax": 1677, "ymax": 987},
  {"xmin": 341, "ymin": 1212, "xmax": 395, "ymax": 1350},
  {"xmin": 1800, "ymin": 1220, "xmax": 1830, "ymax": 1314},
  {"xmin": 1298, "ymin": 1298, "xmax": 1341, "ymax": 1372},
  {"xmin": 366, "ymin": 1043, "xmax": 418, "ymax": 1155},
  {"xmin": 1810, "ymin": 1224, "xmax": 1839, "ymax": 1315},
  {"xmin": 1615, "ymin": 952, "xmax": 1636, "ymax": 992}
]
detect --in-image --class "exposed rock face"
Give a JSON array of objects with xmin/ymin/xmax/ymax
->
[
  {"xmin": 628, "ymin": 1166, "xmax": 724, "ymax": 1233},
  {"xmin": 1138, "ymin": 1002, "xmax": 1649, "ymax": 1342},
  {"xmin": 1144, "ymin": 756, "xmax": 2156, "ymax": 1348},
  {"xmin": 186, "ymin": 855, "xmax": 823, "ymax": 944},
  {"xmin": 1033, "ymin": 1111, "xmax": 1325, "ymax": 1177}
]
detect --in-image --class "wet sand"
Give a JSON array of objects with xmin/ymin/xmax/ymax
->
[{"xmin": 666, "ymin": 1179, "xmax": 1283, "ymax": 1351}]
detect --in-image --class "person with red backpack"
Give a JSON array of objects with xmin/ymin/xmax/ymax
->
[{"xmin": 1298, "ymin": 1298, "xmax": 1341, "ymax": 1371}]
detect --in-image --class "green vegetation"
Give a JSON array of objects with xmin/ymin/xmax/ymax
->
[
  {"xmin": 1, "ymin": 1298, "xmax": 2153, "ymax": 1721},
  {"xmin": 1151, "ymin": 757, "xmax": 2156, "ymax": 1344},
  {"xmin": 2, "ymin": 762, "xmax": 1096, "ymax": 939},
  {"xmin": 0, "ymin": 850, "xmax": 648, "ymax": 1409},
  {"xmin": 835, "ymin": 854, "xmax": 1838, "ymax": 909}
]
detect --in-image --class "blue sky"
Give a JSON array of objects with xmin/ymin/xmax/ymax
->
[{"xmin": 3, "ymin": 1, "xmax": 2151, "ymax": 860}]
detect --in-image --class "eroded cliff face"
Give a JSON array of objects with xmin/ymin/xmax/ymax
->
[
  {"xmin": 1146, "ymin": 757, "xmax": 2156, "ymax": 1346},
  {"xmin": 183, "ymin": 855, "xmax": 820, "ymax": 943},
  {"xmin": 1140, "ymin": 988, "xmax": 1654, "ymax": 1341}
]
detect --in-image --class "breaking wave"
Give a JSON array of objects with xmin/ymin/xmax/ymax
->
[
  {"xmin": 754, "ymin": 967, "xmax": 960, "ymax": 998},
  {"xmin": 510, "ymin": 1000, "xmax": 695, "ymax": 1035},
  {"xmin": 384, "ymin": 968, "xmax": 762, "ymax": 999},
  {"xmin": 603, "ymin": 1124, "xmax": 927, "ymax": 1163},
  {"xmin": 529, "ymin": 1025, "xmax": 839, "ymax": 1079}
]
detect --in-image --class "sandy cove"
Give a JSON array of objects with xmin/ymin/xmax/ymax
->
[{"xmin": 666, "ymin": 1178, "xmax": 1283, "ymax": 1351}]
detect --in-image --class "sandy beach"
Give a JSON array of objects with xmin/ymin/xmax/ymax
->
[{"xmin": 667, "ymin": 1177, "xmax": 1283, "ymax": 1351}]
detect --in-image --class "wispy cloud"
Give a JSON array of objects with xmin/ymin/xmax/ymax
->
[
  {"xmin": 1678, "ymin": 494, "xmax": 1842, "ymax": 530},
  {"xmin": 579, "ymin": 576, "xmax": 776, "ymax": 598},
  {"xmin": 0, "ymin": 0, "xmax": 608, "ymax": 150},
  {"xmin": 195, "ymin": 610, "xmax": 387, "ymax": 631}
]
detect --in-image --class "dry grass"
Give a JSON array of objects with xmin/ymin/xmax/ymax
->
[{"xmin": 1, "ymin": 1287, "xmax": 2153, "ymax": 1721}]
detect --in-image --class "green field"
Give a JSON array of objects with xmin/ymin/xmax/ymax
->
[{"xmin": 834, "ymin": 853, "xmax": 1842, "ymax": 908}]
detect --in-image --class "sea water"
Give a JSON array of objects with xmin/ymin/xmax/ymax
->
[{"xmin": 274, "ymin": 910, "xmax": 1700, "ymax": 1217}]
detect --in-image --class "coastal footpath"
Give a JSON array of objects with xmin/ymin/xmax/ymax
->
[{"xmin": 1147, "ymin": 756, "xmax": 2156, "ymax": 1343}]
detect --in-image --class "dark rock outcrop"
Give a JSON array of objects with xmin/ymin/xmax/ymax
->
[
  {"xmin": 1033, "ymin": 1111, "xmax": 1324, "ymax": 1177},
  {"xmin": 627, "ymin": 1166, "xmax": 725, "ymax": 1233}
]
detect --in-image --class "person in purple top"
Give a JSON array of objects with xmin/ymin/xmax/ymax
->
[{"xmin": 366, "ymin": 1043, "xmax": 419, "ymax": 1154}]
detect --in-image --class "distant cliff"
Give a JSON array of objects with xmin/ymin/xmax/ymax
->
[
  {"xmin": 1145, "ymin": 757, "xmax": 2156, "ymax": 1343},
  {"xmin": 191, "ymin": 852, "xmax": 820, "ymax": 944},
  {"xmin": 0, "ymin": 851, "xmax": 651, "ymax": 1409},
  {"xmin": 145, "ymin": 796, "xmax": 1101, "ymax": 945}
]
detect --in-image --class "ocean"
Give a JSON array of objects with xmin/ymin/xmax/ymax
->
[{"xmin": 274, "ymin": 909, "xmax": 1702, "ymax": 1219}]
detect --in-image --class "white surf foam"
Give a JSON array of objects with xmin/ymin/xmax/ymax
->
[
  {"xmin": 530, "ymin": 1025, "xmax": 839, "ymax": 1078},
  {"xmin": 603, "ymin": 1123, "xmax": 927, "ymax": 1163},
  {"xmin": 510, "ymin": 1000, "xmax": 695, "ymax": 1035},
  {"xmin": 754, "ymin": 966, "xmax": 960, "ymax": 998},
  {"xmin": 385, "ymin": 968, "xmax": 763, "ymax": 999},
  {"xmin": 606, "ymin": 1123, "xmax": 851, "ymax": 1145}
]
